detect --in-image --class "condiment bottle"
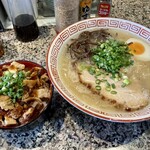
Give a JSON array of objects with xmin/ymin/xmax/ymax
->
[
  {"xmin": 97, "ymin": 0, "xmax": 112, "ymax": 17},
  {"xmin": 80, "ymin": 0, "xmax": 93, "ymax": 20},
  {"xmin": 54, "ymin": 0, "xmax": 80, "ymax": 33},
  {"xmin": 6, "ymin": 0, "xmax": 39, "ymax": 42}
]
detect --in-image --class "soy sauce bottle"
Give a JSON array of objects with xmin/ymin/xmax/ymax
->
[{"xmin": 6, "ymin": 0, "xmax": 39, "ymax": 42}]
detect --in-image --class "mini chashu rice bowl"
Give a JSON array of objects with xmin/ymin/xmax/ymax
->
[
  {"xmin": 0, "ymin": 60, "xmax": 53, "ymax": 129},
  {"xmin": 47, "ymin": 18, "xmax": 150, "ymax": 122}
]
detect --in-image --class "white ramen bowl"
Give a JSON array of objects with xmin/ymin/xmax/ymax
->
[{"xmin": 47, "ymin": 17, "xmax": 150, "ymax": 123}]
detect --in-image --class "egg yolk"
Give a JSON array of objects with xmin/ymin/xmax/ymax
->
[{"xmin": 128, "ymin": 42, "xmax": 145, "ymax": 55}]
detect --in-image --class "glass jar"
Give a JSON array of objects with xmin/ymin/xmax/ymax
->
[{"xmin": 6, "ymin": 0, "xmax": 39, "ymax": 42}]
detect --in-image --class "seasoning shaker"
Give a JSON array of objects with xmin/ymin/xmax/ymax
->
[
  {"xmin": 54, "ymin": 0, "xmax": 80, "ymax": 33},
  {"xmin": 80, "ymin": 0, "xmax": 93, "ymax": 20},
  {"xmin": 97, "ymin": 0, "xmax": 112, "ymax": 17}
]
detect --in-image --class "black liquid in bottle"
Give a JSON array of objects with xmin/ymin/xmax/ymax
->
[{"xmin": 13, "ymin": 14, "xmax": 39, "ymax": 42}]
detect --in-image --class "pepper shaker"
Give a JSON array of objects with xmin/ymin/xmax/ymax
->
[{"xmin": 54, "ymin": 0, "xmax": 80, "ymax": 33}]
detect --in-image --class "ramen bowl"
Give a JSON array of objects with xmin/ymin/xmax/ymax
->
[
  {"xmin": 0, "ymin": 60, "xmax": 53, "ymax": 129},
  {"xmin": 47, "ymin": 17, "xmax": 150, "ymax": 123}
]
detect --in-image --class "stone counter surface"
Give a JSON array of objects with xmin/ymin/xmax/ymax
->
[{"xmin": 0, "ymin": 0, "xmax": 150, "ymax": 150}]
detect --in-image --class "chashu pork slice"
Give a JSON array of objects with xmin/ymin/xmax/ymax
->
[{"xmin": 78, "ymin": 69, "xmax": 150, "ymax": 111}]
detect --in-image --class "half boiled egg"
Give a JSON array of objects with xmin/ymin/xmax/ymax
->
[{"xmin": 126, "ymin": 38, "xmax": 150, "ymax": 61}]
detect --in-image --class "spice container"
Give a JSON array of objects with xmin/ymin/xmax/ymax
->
[
  {"xmin": 54, "ymin": 0, "xmax": 80, "ymax": 33},
  {"xmin": 97, "ymin": 0, "xmax": 112, "ymax": 17},
  {"xmin": 80, "ymin": 0, "xmax": 93, "ymax": 20}
]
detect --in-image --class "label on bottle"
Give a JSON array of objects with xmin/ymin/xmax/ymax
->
[
  {"xmin": 98, "ymin": 3, "xmax": 111, "ymax": 17},
  {"xmin": 80, "ymin": 0, "xmax": 92, "ymax": 20}
]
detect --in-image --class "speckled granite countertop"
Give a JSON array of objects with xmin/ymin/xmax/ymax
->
[{"xmin": 0, "ymin": 0, "xmax": 150, "ymax": 150}]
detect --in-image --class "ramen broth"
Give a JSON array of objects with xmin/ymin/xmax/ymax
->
[{"xmin": 58, "ymin": 29, "xmax": 150, "ymax": 113}]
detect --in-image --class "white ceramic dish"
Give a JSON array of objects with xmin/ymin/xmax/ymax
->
[{"xmin": 47, "ymin": 17, "xmax": 150, "ymax": 123}]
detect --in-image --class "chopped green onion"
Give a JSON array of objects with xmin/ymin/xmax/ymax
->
[
  {"xmin": 123, "ymin": 79, "xmax": 130, "ymax": 85},
  {"xmin": 88, "ymin": 67, "xmax": 96, "ymax": 75},
  {"xmin": 86, "ymin": 38, "xmax": 133, "ymax": 93},
  {"xmin": 95, "ymin": 70, "xmax": 102, "ymax": 76},
  {"xmin": 91, "ymin": 39, "xmax": 134, "ymax": 75},
  {"xmin": 101, "ymin": 79, "xmax": 107, "ymax": 82},
  {"xmin": 111, "ymin": 91, "xmax": 117, "ymax": 94},
  {"xmin": 95, "ymin": 79, "xmax": 101, "ymax": 84},
  {"xmin": 105, "ymin": 86, "xmax": 111, "ymax": 91},
  {"xmin": 121, "ymin": 83, "xmax": 126, "ymax": 88},
  {"xmin": 106, "ymin": 81, "xmax": 110, "ymax": 87},
  {"xmin": 0, "ymin": 71, "xmax": 26, "ymax": 103},
  {"xmin": 111, "ymin": 83, "xmax": 116, "ymax": 89},
  {"xmin": 96, "ymin": 85, "xmax": 101, "ymax": 90}
]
